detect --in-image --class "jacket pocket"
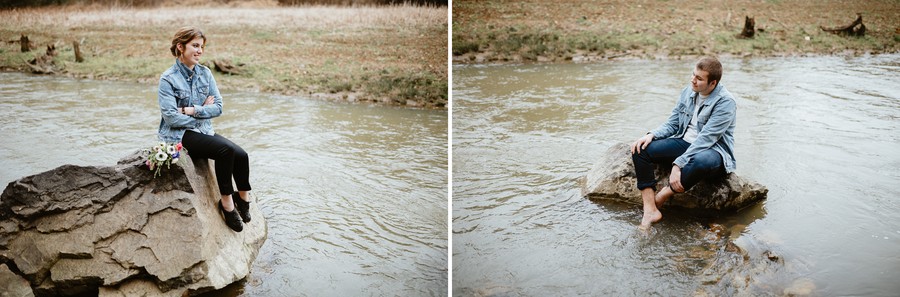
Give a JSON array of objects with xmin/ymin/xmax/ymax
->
[
  {"xmin": 678, "ymin": 105, "xmax": 691, "ymax": 124},
  {"xmin": 175, "ymin": 90, "xmax": 190, "ymax": 107},
  {"xmin": 697, "ymin": 107, "xmax": 712, "ymax": 124}
]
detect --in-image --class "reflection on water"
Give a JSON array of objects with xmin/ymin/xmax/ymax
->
[
  {"xmin": 0, "ymin": 72, "xmax": 447, "ymax": 296},
  {"xmin": 452, "ymin": 54, "xmax": 900, "ymax": 296}
]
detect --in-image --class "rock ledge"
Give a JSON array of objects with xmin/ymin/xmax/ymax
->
[
  {"xmin": 0, "ymin": 151, "xmax": 267, "ymax": 296},
  {"xmin": 581, "ymin": 142, "xmax": 767, "ymax": 211}
]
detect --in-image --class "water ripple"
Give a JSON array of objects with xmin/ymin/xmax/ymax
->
[
  {"xmin": 0, "ymin": 72, "xmax": 447, "ymax": 296},
  {"xmin": 453, "ymin": 54, "xmax": 900, "ymax": 296}
]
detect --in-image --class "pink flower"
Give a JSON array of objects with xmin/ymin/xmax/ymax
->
[{"xmin": 175, "ymin": 143, "xmax": 183, "ymax": 151}]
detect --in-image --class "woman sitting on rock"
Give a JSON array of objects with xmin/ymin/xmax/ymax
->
[{"xmin": 157, "ymin": 26, "xmax": 252, "ymax": 232}]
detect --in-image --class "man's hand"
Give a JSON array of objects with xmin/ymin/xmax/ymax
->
[
  {"xmin": 631, "ymin": 133, "xmax": 654, "ymax": 155},
  {"xmin": 669, "ymin": 165, "xmax": 684, "ymax": 193}
]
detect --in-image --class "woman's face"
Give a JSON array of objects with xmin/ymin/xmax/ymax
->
[{"xmin": 178, "ymin": 37, "xmax": 205, "ymax": 68}]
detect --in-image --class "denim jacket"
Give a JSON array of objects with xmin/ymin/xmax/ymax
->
[
  {"xmin": 157, "ymin": 59, "xmax": 223, "ymax": 143},
  {"xmin": 650, "ymin": 84, "xmax": 737, "ymax": 173}
]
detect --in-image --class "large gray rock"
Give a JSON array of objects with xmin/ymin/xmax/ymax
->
[
  {"xmin": 1, "ymin": 263, "xmax": 34, "ymax": 297},
  {"xmin": 0, "ymin": 151, "xmax": 267, "ymax": 296},
  {"xmin": 581, "ymin": 142, "xmax": 767, "ymax": 211}
]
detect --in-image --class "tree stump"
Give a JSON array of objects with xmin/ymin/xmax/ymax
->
[
  {"xmin": 73, "ymin": 40, "xmax": 84, "ymax": 63},
  {"xmin": 821, "ymin": 13, "xmax": 866, "ymax": 37},
  {"xmin": 19, "ymin": 34, "xmax": 33, "ymax": 52},
  {"xmin": 27, "ymin": 45, "xmax": 57, "ymax": 74},
  {"xmin": 736, "ymin": 16, "xmax": 755, "ymax": 39}
]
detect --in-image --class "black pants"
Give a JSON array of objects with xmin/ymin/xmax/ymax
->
[{"xmin": 182, "ymin": 130, "xmax": 252, "ymax": 196}]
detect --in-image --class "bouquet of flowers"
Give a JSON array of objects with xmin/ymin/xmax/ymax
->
[{"xmin": 144, "ymin": 142, "xmax": 184, "ymax": 177}]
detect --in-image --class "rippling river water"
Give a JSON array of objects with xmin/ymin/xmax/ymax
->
[
  {"xmin": 452, "ymin": 54, "xmax": 900, "ymax": 296},
  {"xmin": 0, "ymin": 72, "xmax": 447, "ymax": 296}
]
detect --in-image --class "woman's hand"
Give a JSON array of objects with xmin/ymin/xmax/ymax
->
[{"xmin": 181, "ymin": 97, "xmax": 214, "ymax": 116}]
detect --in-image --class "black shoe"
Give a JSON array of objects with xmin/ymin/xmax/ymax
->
[
  {"xmin": 219, "ymin": 200, "xmax": 243, "ymax": 232},
  {"xmin": 233, "ymin": 192, "xmax": 251, "ymax": 223}
]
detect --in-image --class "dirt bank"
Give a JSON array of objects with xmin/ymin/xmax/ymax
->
[
  {"xmin": 1, "ymin": 5, "xmax": 448, "ymax": 108},
  {"xmin": 452, "ymin": 0, "xmax": 899, "ymax": 63}
]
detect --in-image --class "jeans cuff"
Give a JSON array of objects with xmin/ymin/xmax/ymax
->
[{"xmin": 637, "ymin": 181, "xmax": 657, "ymax": 191}]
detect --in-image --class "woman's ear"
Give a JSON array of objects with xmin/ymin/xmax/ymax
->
[{"xmin": 176, "ymin": 43, "xmax": 183, "ymax": 55}]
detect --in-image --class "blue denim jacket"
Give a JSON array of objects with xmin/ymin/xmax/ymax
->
[
  {"xmin": 157, "ymin": 59, "xmax": 223, "ymax": 143},
  {"xmin": 650, "ymin": 84, "xmax": 737, "ymax": 173}
]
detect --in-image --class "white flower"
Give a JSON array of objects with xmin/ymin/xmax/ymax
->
[
  {"xmin": 171, "ymin": 157, "xmax": 179, "ymax": 164},
  {"xmin": 155, "ymin": 151, "xmax": 168, "ymax": 161},
  {"xmin": 167, "ymin": 145, "xmax": 176, "ymax": 155}
]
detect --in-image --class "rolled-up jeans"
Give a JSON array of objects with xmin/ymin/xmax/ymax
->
[{"xmin": 631, "ymin": 138, "xmax": 725, "ymax": 192}]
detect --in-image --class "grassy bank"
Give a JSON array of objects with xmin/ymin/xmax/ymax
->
[
  {"xmin": 1, "ymin": 5, "xmax": 448, "ymax": 108},
  {"xmin": 453, "ymin": 0, "xmax": 899, "ymax": 63}
]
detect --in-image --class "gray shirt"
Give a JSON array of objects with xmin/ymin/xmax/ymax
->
[{"xmin": 682, "ymin": 93, "xmax": 709, "ymax": 143}]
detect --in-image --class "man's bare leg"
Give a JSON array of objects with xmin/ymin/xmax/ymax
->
[
  {"xmin": 640, "ymin": 188, "xmax": 663, "ymax": 230},
  {"xmin": 655, "ymin": 186, "xmax": 676, "ymax": 209}
]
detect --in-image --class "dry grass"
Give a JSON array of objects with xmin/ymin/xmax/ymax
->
[
  {"xmin": 0, "ymin": 4, "xmax": 448, "ymax": 108},
  {"xmin": 10, "ymin": 5, "xmax": 441, "ymax": 28},
  {"xmin": 453, "ymin": 0, "xmax": 900, "ymax": 62}
]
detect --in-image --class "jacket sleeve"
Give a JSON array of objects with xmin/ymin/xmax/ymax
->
[
  {"xmin": 158, "ymin": 77, "xmax": 198, "ymax": 128},
  {"xmin": 192, "ymin": 69, "xmax": 223, "ymax": 119},
  {"xmin": 673, "ymin": 98, "xmax": 736, "ymax": 168}
]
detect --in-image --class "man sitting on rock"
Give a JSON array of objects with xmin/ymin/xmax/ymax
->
[{"xmin": 630, "ymin": 56, "xmax": 737, "ymax": 230}]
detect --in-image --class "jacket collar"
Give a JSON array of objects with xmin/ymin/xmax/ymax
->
[
  {"xmin": 175, "ymin": 58, "xmax": 195, "ymax": 82},
  {"xmin": 692, "ymin": 83, "xmax": 724, "ymax": 107}
]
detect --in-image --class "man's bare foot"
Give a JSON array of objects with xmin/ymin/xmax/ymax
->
[
  {"xmin": 655, "ymin": 186, "xmax": 674, "ymax": 209},
  {"xmin": 639, "ymin": 209, "xmax": 663, "ymax": 230}
]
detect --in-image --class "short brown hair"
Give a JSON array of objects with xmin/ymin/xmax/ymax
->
[
  {"xmin": 696, "ymin": 56, "xmax": 722, "ymax": 84},
  {"xmin": 170, "ymin": 27, "xmax": 206, "ymax": 57}
]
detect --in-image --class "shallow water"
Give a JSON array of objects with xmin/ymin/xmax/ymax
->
[
  {"xmin": 452, "ymin": 54, "xmax": 900, "ymax": 296},
  {"xmin": 0, "ymin": 72, "xmax": 447, "ymax": 296}
]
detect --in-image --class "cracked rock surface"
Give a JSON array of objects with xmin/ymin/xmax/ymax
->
[
  {"xmin": 0, "ymin": 151, "xmax": 267, "ymax": 296},
  {"xmin": 581, "ymin": 142, "xmax": 768, "ymax": 211}
]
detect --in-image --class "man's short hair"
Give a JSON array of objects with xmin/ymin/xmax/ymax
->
[{"xmin": 696, "ymin": 56, "xmax": 722, "ymax": 84}]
